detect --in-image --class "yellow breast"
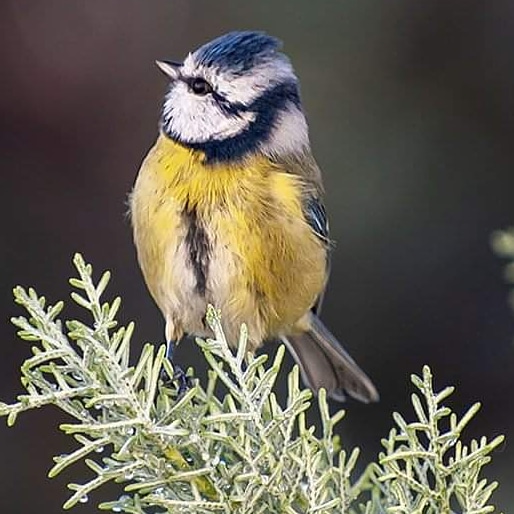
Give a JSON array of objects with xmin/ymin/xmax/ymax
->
[{"xmin": 130, "ymin": 134, "xmax": 327, "ymax": 347}]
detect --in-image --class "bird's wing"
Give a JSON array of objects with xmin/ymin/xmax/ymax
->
[
  {"xmin": 270, "ymin": 151, "xmax": 332, "ymax": 315},
  {"xmin": 303, "ymin": 194, "xmax": 332, "ymax": 315},
  {"xmin": 303, "ymin": 194, "xmax": 330, "ymax": 244}
]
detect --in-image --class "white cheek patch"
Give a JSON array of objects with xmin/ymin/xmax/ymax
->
[
  {"xmin": 260, "ymin": 104, "xmax": 309, "ymax": 156},
  {"xmin": 162, "ymin": 82, "xmax": 256, "ymax": 143}
]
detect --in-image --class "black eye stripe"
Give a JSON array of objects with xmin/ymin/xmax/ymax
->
[
  {"xmin": 212, "ymin": 91, "xmax": 247, "ymax": 116},
  {"xmin": 182, "ymin": 76, "xmax": 248, "ymax": 116},
  {"xmin": 186, "ymin": 77, "xmax": 213, "ymax": 95}
]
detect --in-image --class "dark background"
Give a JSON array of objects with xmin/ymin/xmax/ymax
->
[{"xmin": 1, "ymin": 1, "xmax": 513, "ymax": 511}]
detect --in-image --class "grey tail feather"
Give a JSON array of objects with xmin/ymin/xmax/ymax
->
[{"xmin": 281, "ymin": 313, "xmax": 379, "ymax": 403}]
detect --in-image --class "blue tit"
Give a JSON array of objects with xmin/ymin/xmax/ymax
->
[{"xmin": 130, "ymin": 31, "xmax": 378, "ymax": 402}]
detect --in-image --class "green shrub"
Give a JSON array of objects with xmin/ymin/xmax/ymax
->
[{"xmin": 0, "ymin": 255, "xmax": 504, "ymax": 513}]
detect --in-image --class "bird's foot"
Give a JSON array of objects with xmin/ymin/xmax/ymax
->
[
  {"xmin": 160, "ymin": 339, "xmax": 193, "ymax": 397},
  {"xmin": 174, "ymin": 363, "xmax": 193, "ymax": 396},
  {"xmin": 160, "ymin": 361, "xmax": 192, "ymax": 395}
]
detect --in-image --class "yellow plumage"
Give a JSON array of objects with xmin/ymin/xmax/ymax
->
[
  {"xmin": 131, "ymin": 31, "xmax": 379, "ymax": 402},
  {"xmin": 131, "ymin": 134, "xmax": 326, "ymax": 350}
]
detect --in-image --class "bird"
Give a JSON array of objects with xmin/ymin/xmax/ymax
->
[{"xmin": 130, "ymin": 31, "xmax": 379, "ymax": 403}]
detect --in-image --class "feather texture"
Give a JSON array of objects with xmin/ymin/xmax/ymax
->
[
  {"xmin": 132, "ymin": 31, "xmax": 378, "ymax": 402},
  {"xmin": 130, "ymin": 135, "xmax": 326, "ymax": 349}
]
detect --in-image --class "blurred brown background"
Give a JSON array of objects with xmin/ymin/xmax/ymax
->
[{"xmin": 1, "ymin": 1, "xmax": 513, "ymax": 511}]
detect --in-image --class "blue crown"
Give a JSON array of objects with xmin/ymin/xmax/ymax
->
[{"xmin": 193, "ymin": 31, "xmax": 282, "ymax": 74}]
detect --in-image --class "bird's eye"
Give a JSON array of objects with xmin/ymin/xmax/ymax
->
[{"xmin": 189, "ymin": 77, "xmax": 213, "ymax": 95}]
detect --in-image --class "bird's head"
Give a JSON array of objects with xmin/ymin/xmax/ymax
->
[{"xmin": 157, "ymin": 31, "xmax": 309, "ymax": 163}]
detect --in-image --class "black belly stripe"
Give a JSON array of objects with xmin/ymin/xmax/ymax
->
[{"xmin": 183, "ymin": 206, "xmax": 210, "ymax": 295}]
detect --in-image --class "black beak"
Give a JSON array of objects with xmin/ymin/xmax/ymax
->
[{"xmin": 155, "ymin": 60, "xmax": 182, "ymax": 80}]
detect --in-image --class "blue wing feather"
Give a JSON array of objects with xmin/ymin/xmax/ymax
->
[
  {"xmin": 304, "ymin": 196, "xmax": 330, "ymax": 243},
  {"xmin": 303, "ymin": 195, "xmax": 331, "ymax": 315}
]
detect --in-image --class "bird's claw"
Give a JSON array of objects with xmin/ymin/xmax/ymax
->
[
  {"xmin": 160, "ymin": 339, "xmax": 192, "ymax": 397},
  {"xmin": 160, "ymin": 362, "xmax": 192, "ymax": 398},
  {"xmin": 172, "ymin": 364, "xmax": 192, "ymax": 397}
]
